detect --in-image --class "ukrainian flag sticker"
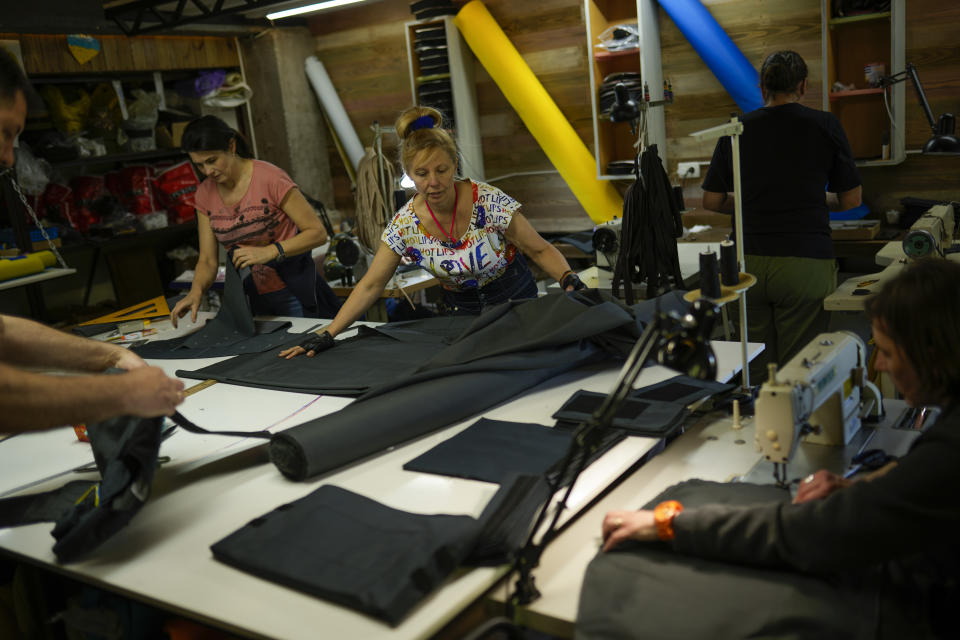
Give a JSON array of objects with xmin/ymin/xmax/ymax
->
[{"xmin": 67, "ymin": 34, "xmax": 101, "ymax": 65}]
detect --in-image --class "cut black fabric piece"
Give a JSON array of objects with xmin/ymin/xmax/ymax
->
[
  {"xmin": 51, "ymin": 414, "xmax": 164, "ymax": 563},
  {"xmin": 268, "ymin": 292, "xmax": 647, "ymax": 480},
  {"xmin": 210, "ymin": 474, "xmax": 549, "ymax": 625},
  {"xmin": 551, "ymin": 390, "xmax": 688, "ymax": 438},
  {"xmin": 576, "ymin": 480, "xmax": 880, "ymax": 640},
  {"xmin": 465, "ymin": 473, "xmax": 551, "ymax": 567},
  {"xmin": 179, "ymin": 317, "xmax": 469, "ymax": 396},
  {"xmin": 630, "ymin": 374, "xmax": 735, "ymax": 405},
  {"xmin": 210, "ymin": 484, "xmax": 479, "ymax": 626},
  {"xmin": 402, "ymin": 418, "xmax": 573, "ymax": 484},
  {"xmin": 132, "ymin": 256, "xmax": 297, "ymax": 359}
]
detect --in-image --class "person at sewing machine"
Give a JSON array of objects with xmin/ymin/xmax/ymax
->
[
  {"xmin": 600, "ymin": 258, "xmax": 960, "ymax": 637},
  {"xmin": 170, "ymin": 115, "xmax": 328, "ymax": 326},
  {"xmin": 279, "ymin": 105, "xmax": 583, "ymax": 359},
  {"xmin": 701, "ymin": 50, "xmax": 862, "ymax": 381}
]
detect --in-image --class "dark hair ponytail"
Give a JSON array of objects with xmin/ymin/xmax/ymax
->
[
  {"xmin": 181, "ymin": 115, "xmax": 253, "ymax": 158},
  {"xmin": 760, "ymin": 50, "xmax": 808, "ymax": 97}
]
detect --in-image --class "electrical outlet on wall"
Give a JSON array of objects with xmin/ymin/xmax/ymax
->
[{"xmin": 677, "ymin": 162, "xmax": 701, "ymax": 179}]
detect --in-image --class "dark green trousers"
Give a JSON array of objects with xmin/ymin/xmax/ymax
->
[{"xmin": 740, "ymin": 255, "xmax": 837, "ymax": 383}]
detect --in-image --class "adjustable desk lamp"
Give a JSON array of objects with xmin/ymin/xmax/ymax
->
[
  {"xmin": 510, "ymin": 298, "xmax": 720, "ymax": 608},
  {"xmin": 881, "ymin": 63, "xmax": 960, "ymax": 155}
]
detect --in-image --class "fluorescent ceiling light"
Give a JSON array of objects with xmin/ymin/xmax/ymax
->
[
  {"xmin": 267, "ymin": 0, "xmax": 366, "ymax": 20},
  {"xmin": 400, "ymin": 174, "xmax": 415, "ymax": 189}
]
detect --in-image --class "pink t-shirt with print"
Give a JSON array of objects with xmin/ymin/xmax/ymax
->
[{"xmin": 194, "ymin": 160, "xmax": 299, "ymax": 294}]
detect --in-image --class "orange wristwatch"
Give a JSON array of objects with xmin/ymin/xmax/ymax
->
[{"xmin": 653, "ymin": 500, "xmax": 684, "ymax": 541}]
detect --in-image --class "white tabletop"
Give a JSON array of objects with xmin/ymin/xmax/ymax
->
[{"xmin": 0, "ymin": 312, "xmax": 761, "ymax": 639}]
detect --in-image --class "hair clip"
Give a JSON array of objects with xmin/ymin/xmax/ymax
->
[{"xmin": 409, "ymin": 115, "xmax": 435, "ymax": 132}]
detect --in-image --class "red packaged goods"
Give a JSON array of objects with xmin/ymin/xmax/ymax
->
[
  {"xmin": 154, "ymin": 160, "xmax": 199, "ymax": 223},
  {"xmin": 104, "ymin": 170, "xmax": 123, "ymax": 199},
  {"xmin": 42, "ymin": 182, "xmax": 78, "ymax": 231},
  {"xmin": 119, "ymin": 165, "xmax": 157, "ymax": 214},
  {"xmin": 70, "ymin": 175, "xmax": 105, "ymax": 233}
]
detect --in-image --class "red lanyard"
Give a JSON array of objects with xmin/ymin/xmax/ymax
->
[{"xmin": 424, "ymin": 184, "xmax": 459, "ymax": 244}]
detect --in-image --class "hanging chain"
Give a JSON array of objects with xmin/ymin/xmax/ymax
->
[{"xmin": 1, "ymin": 168, "xmax": 69, "ymax": 268}]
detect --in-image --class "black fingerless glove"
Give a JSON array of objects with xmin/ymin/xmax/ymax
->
[
  {"xmin": 299, "ymin": 330, "xmax": 335, "ymax": 353},
  {"xmin": 561, "ymin": 272, "xmax": 587, "ymax": 291}
]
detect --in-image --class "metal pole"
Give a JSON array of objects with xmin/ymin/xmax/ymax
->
[{"xmin": 730, "ymin": 116, "xmax": 750, "ymax": 389}]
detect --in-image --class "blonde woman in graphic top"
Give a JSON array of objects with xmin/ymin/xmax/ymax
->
[{"xmin": 280, "ymin": 105, "xmax": 582, "ymax": 358}]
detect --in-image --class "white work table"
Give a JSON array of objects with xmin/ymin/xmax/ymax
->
[{"xmin": 0, "ymin": 313, "xmax": 760, "ymax": 640}]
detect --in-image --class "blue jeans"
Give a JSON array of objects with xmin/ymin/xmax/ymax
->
[
  {"xmin": 251, "ymin": 288, "xmax": 305, "ymax": 317},
  {"xmin": 442, "ymin": 255, "xmax": 539, "ymax": 315}
]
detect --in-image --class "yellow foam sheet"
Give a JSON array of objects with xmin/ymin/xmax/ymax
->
[{"xmin": 454, "ymin": 1, "xmax": 622, "ymax": 224}]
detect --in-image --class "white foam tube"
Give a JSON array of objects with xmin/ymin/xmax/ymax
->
[{"xmin": 305, "ymin": 56, "xmax": 364, "ymax": 172}]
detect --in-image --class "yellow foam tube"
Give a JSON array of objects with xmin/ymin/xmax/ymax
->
[
  {"xmin": 0, "ymin": 254, "xmax": 45, "ymax": 282},
  {"xmin": 34, "ymin": 250, "xmax": 56, "ymax": 268},
  {"xmin": 454, "ymin": 1, "xmax": 622, "ymax": 224}
]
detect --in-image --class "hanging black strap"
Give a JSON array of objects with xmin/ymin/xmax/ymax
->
[{"xmin": 169, "ymin": 411, "xmax": 273, "ymax": 440}]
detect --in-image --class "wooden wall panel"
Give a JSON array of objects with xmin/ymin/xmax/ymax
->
[
  {"xmin": 310, "ymin": 0, "xmax": 596, "ymax": 230},
  {"xmin": 309, "ymin": 0, "xmax": 957, "ymax": 228},
  {"xmin": 4, "ymin": 34, "xmax": 239, "ymax": 74},
  {"xmin": 662, "ymin": 0, "xmax": 823, "ymax": 178},
  {"xmin": 858, "ymin": 0, "xmax": 960, "ymax": 212}
]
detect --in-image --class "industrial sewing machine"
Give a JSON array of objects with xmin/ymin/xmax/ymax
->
[
  {"xmin": 825, "ymin": 204, "xmax": 957, "ymax": 311},
  {"xmin": 754, "ymin": 331, "xmax": 884, "ymax": 484},
  {"xmin": 592, "ymin": 217, "xmax": 623, "ymax": 290}
]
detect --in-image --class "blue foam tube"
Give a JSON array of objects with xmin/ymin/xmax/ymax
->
[{"xmin": 657, "ymin": 0, "xmax": 763, "ymax": 113}]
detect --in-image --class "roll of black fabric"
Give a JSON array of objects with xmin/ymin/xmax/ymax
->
[
  {"xmin": 699, "ymin": 250, "xmax": 722, "ymax": 299},
  {"xmin": 720, "ymin": 239, "xmax": 739, "ymax": 286}
]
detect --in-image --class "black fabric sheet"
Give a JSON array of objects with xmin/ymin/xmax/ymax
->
[
  {"xmin": 630, "ymin": 374, "xmax": 735, "ymax": 405},
  {"xmin": 268, "ymin": 292, "xmax": 646, "ymax": 480},
  {"xmin": 132, "ymin": 258, "xmax": 297, "ymax": 359},
  {"xmin": 552, "ymin": 390, "xmax": 689, "ymax": 438},
  {"xmin": 178, "ymin": 316, "xmax": 469, "ymax": 396},
  {"xmin": 402, "ymin": 418, "xmax": 573, "ymax": 484},
  {"xmin": 211, "ymin": 474, "xmax": 548, "ymax": 626},
  {"xmin": 576, "ymin": 480, "xmax": 880, "ymax": 640}
]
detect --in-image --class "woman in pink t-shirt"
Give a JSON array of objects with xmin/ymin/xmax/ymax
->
[{"xmin": 170, "ymin": 116, "xmax": 327, "ymax": 326}]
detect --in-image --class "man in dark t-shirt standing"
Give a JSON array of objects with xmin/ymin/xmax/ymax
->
[{"xmin": 701, "ymin": 50, "xmax": 862, "ymax": 380}]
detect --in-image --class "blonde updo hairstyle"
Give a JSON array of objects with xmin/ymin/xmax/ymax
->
[{"xmin": 395, "ymin": 106, "xmax": 458, "ymax": 175}]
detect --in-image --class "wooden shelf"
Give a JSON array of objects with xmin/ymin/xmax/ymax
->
[
  {"xmin": 593, "ymin": 47, "xmax": 640, "ymax": 61},
  {"xmin": 50, "ymin": 148, "xmax": 186, "ymax": 169},
  {"xmin": 829, "ymin": 87, "xmax": 885, "ymax": 100},
  {"xmin": 829, "ymin": 11, "xmax": 891, "ymax": 27}
]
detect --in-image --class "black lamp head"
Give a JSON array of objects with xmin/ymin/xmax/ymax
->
[
  {"xmin": 655, "ymin": 299, "xmax": 720, "ymax": 380},
  {"xmin": 922, "ymin": 113, "xmax": 960, "ymax": 155}
]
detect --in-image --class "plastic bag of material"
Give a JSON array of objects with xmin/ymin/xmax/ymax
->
[
  {"xmin": 597, "ymin": 23, "xmax": 640, "ymax": 52},
  {"xmin": 174, "ymin": 69, "xmax": 226, "ymax": 99},
  {"xmin": 123, "ymin": 90, "xmax": 162, "ymax": 152},
  {"xmin": 202, "ymin": 71, "xmax": 253, "ymax": 108},
  {"xmin": 40, "ymin": 85, "xmax": 91, "ymax": 135},
  {"xmin": 153, "ymin": 160, "xmax": 199, "ymax": 224},
  {"xmin": 13, "ymin": 145, "xmax": 51, "ymax": 196},
  {"xmin": 87, "ymin": 83, "xmax": 125, "ymax": 153}
]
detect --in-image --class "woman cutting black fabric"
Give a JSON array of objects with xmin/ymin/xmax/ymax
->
[
  {"xmin": 701, "ymin": 50, "xmax": 862, "ymax": 379},
  {"xmin": 170, "ymin": 116, "xmax": 329, "ymax": 327},
  {"xmin": 600, "ymin": 258, "xmax": 960, "ymax": 637},
  {"xmin": 280, "ymin": 105, "xmax": 583, "ymax": 359}
]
